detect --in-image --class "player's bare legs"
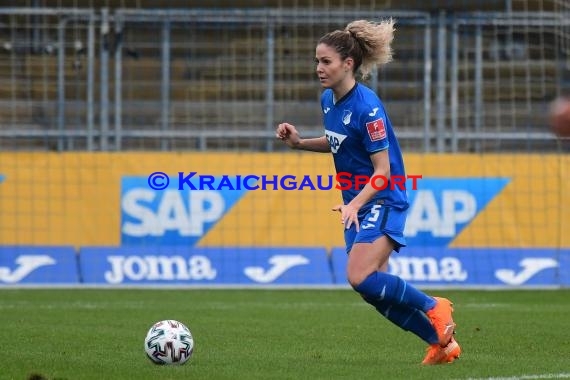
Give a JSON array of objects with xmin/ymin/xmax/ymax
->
[{"xmin": 346, "ymin": 236, "xmax": 393, "ymax": 287}]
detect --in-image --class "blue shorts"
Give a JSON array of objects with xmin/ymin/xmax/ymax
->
[{"xmin": 344, "ymin": 203, "xmax": 407, "ymax": 254}]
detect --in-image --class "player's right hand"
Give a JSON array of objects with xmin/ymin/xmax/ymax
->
[{"xmin": 275, "ymin": 123, "xmax": 301, "ymax": 149}]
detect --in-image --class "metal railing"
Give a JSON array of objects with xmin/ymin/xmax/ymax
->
[{"xmin": 0, "ymin": 7, "xmax": 568, "ymax": 152}]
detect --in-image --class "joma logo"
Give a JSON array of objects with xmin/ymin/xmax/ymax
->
[{"xmin": 389, "ymin": 256, "xmax": 468, "ymax": 282}]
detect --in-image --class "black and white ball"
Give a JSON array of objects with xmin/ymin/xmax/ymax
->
[{"xmin": 144, "ymin": 320, "xmax": 194, "ymax": 365}]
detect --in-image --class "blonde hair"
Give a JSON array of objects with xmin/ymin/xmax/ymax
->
[{"xmin": 318, "ymin": 19, "xmax": 396, "ymax": 79}]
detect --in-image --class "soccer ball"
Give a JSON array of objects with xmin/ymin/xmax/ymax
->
[
  {"xmin": 144, "ymin": 320, "xmax": 194, "ymax": 365},
  {"xmin": 549, "ymin": 96, "xmax": 570, "ymax": 138}
]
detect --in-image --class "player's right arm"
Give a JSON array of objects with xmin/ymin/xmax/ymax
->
[{"xmin": 275, "ymin": 122, "xmax": 331, "ymax": 152}]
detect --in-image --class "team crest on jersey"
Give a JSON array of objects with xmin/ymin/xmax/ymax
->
[
  {"xmin": 342, "ymin": 110, "xmax": 352, "ymax": 125},
  {"xmin": 366, "ymin": 118, "xmax": 386, "ymax": 141},
  {"xmin": 325, "ymin": 130, "xmax": 348, "ymax": 153}
]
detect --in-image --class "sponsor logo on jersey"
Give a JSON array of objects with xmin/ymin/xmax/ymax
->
[
  {"xmin": 325, "ymin": 130, "xmax": 348, "ymax": 154},
  {"xmin": 366, "ymin": 118, "xmax": 386, "ymax": 141}
]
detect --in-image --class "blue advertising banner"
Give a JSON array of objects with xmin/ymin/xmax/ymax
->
[
  {"xmin": 0, "ymin": 246, "xmax": 79, "ymax": 285},
  {"xmin": 403, "ymin": 178, "xmax": 510, "ymax": 247},
  {"xmin": 331, "ymin": 247, "xmax": 568, "ymax": 287},
  {"xmin": 79, "ymin": 246, "xmax": 332, "ymax": 285},
  {"xmin": 559, "ymin": 251, "xmax": 570, "ymax": 287},
  {"xmin": 121, "ymin": 175, "xmax": 250, "ymax": 246}
]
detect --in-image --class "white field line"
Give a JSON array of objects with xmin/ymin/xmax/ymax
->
[{"xmin": 460, "ymin": 373, "xmax": 570, "ymax": 380}]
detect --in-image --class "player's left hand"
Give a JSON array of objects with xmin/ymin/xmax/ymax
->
[{"xmin": 332, "ymin": 204, "xmax": 360, "ymax": 232}]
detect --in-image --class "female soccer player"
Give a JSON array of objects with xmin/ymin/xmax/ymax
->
[{"xmin": 276, "ymin": 19, "xmax": 460, "ymax": 365}]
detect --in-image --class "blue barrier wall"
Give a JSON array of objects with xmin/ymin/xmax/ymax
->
[{"xmin": 1, "ymin": 246, "xmax": 568, "ymax": 287}]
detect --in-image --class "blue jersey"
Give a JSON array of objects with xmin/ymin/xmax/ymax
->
[{"xmin": 321, "ymin": 83, "xmax": 409, "ymax": 214}]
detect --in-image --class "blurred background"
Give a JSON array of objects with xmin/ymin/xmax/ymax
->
[{"xmin": 1, "ymin": 0, "xmax": 569, "ymax": 152}]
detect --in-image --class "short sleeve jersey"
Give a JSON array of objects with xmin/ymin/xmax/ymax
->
[{"xmin": 321, "ymin": 83, "xmax": 409, "ymax": 213}]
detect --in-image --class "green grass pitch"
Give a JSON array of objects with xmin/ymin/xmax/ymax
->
[{"xmin": 1, "ymin": 289, "xmax": 569, "ymax": 380}]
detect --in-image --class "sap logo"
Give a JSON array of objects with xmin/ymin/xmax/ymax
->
[
  {"xmin": 325, "ymin": 130, "xmax": 347, "ymax": 153},
  {"xmin": 121, "ymin": 176, "xmax": 248, "ymax": 246},
  {"xmin": 244, "ymin": 255, "xmax": 309, "ymax": 283},
  {"xmin": 0, "ymin": 255, "xmax": 56, "ymax": 283},
  {"xmin": 389, "ymin": 256, "xmax": 467, "ymax": 282},
  {"xmin": 495, "ymin": 258, "xmax": 558, "ymax": 285},
  {"xmin": 404, "ymin": 178, "xmax": 509, "ymax": 246},
  {"xmin": 104, "ymin": 255, "xmax": 217, "ymax": 284},
  {"xmin": 406, "ymin": 190, "xmax": 476, "ymax": 237},
  {"xmin": 122, "ymin": 190, "xmax": 224, "ymax": 237}
]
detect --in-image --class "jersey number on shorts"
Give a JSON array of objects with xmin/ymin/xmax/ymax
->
[{"xmin": 367, "ymin": 205, "xmax": 382, "ymax": 222}]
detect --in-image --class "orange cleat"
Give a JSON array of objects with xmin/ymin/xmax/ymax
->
[
  {"xmin": 421, "ymin": 336, "xmax": 461, "ymax": 365},
  {"xmin": 425, "ymin": 296, "xmax": 456, "ymax": 346}
]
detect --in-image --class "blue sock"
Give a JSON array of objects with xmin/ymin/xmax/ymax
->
[
  {"xmin": 354, "ymin": 271, "xmax": 437, "ymax": 313},
  {"xmin": 362, "ymin": 295, "xmax": 439, "ymax": 345}
]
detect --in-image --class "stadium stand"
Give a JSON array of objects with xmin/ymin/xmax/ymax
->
[{"xmin": 0, "ymin": 0, "xmax": 566, "ymax": 151}]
